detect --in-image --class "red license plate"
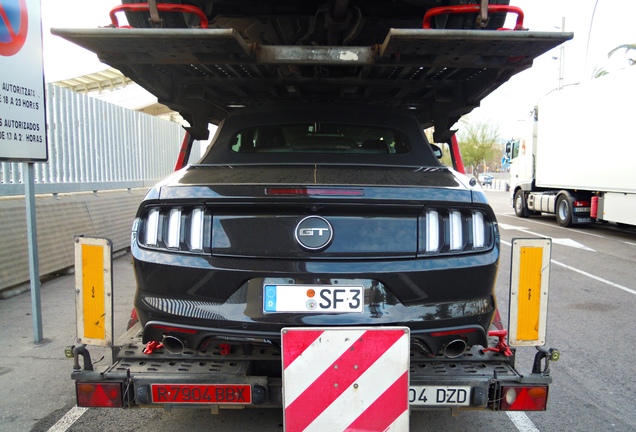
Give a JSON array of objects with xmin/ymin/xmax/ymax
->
[{"xmin": 151, "ymin": 384, "xmax": 252, "ymax": 404}]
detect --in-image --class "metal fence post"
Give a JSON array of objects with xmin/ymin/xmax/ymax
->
[{"xmin": 24, "ymin": 162, "xmax": 43, "ymax": 343}]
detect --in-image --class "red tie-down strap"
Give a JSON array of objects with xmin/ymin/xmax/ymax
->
[
  {"xmin": 483, "ymin": 329, "xmax": 513, "ymax": 357},
  {"xmin": 143, "ymin": 340, "xmax": 164, "ymax": 354},
  {"xmin": 422, "ymin": 5, "xmax": 526, "ymax": 31}
]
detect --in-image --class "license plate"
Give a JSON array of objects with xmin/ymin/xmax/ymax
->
[
  {"xmin": 409, "ymin": 386, "xmax": 471, "ymax": 406},
  {"xmin": 151, "ymin": 384, "xmax": 252, "ymax": 404},
  {"xmin": 263, "ymin": 284, "xmax": 364, "ymax": 313}
]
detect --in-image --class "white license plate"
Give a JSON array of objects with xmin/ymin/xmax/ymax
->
[
  {"xmin": 263, "ymin": 284, "xmax": 364, "ymax": 313},
  {"xmin": 409, "ymin": 386, "xmax": 471, "ymax": 406}
]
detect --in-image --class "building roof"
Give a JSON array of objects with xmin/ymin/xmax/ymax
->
[
  {"xmin": 51, "ymin": 67, "xmax": 181, "ymax": 121},
  {"xmin": 52, "ymin": 68, "xmax": 133, "ymax": 93}
]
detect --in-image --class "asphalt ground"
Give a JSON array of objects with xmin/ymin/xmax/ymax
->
[{"xmin": 0, "ymin": 252, "xmax": 136, "ymax": 432}]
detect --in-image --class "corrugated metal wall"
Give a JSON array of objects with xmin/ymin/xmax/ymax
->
[
  {"xmin": 0, "ymin": 84, "xmax": 191, "ymax": 195},
  {"xmin": 0, "ymin": 190, "xmax": 148, "ymax": 294},
  {"xmin": 0, "ymin": 85, "xmax": 202, "ymax": 295}
]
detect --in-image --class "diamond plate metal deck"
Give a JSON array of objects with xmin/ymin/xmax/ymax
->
[
  {"xmin": 113, "ymin": 323, "xmax": 281, "ymax": 363},
  {"xmin": 410, "ymin": 345, "xmax": 519, "ymax": 381}
]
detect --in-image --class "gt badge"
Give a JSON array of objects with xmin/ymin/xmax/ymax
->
[{"xmin": 294, "ymin": 216, "xmax": 333, "ymax": 251}]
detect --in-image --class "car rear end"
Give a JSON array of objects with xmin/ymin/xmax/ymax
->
[{"xmin": 131, "ymin": 104, "xmax": 500, "ymax": 363}]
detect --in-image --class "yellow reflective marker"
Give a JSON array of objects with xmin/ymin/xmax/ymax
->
[
  {"xmin": 75, "ymin": 237, "xmax": 113, "ymax": 347},
  {"xmin": 82, "ymin": 244, "xmax": 105, "ymax": 339},
  {"xmin": 516, "ymin": 246, "xmax": 542, "ymax": 340},
  {"xmin": 508, "ymin": 238, "xmax": 551, "ymax": 347}
]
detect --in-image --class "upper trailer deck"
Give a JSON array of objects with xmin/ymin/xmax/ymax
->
[{"xmin": 51, "ymin": 27, "xmax": 571, "ymax": 140}]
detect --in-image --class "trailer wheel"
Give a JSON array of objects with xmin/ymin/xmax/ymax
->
[
  {"xmin": 514, "ymin": 189, "xmax": 528, "ymax": 218},
  {"xmin": 556, "ymin": 195, "xmax": 573, "ymax": 227}
]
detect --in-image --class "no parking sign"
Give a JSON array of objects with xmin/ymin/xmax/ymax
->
[{"xmin": 0, "ymin": 0, "xmax": 48, "ymax": 162}]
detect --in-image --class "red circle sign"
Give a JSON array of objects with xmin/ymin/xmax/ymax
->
[{"xmin": 0, "ymin": 0, "xmax": 29, "ymax": 57}]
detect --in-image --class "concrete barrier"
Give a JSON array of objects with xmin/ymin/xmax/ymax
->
[{"xmin": 0, "ymin": 188, "xmax": 148, "ymax": 297}]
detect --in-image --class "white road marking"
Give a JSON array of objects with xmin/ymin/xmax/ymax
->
[
  {"xmin": 507, "ymin": 412, "xmax": 540, "ymax": 432},
  {"xmin": 500, "ymin": 240, "xmax": 636, "ymax": 297},
  {"xmin": 498, "ymin": 223, "xmax": 595, "ymax": 252},
  {"xmin": 499, "ymin": 209, "xmax": 636, "ymax": 247},
  {"xmin": 47, "ymin": 406, "xmax": 87, "ymax": 432},
  {"xmin": 551, "ymin": 260, "xmax": 636, "ymax": 297},
  {"xmin": 498, "ymin": 213, "xmax": 609, "ymax": 240}
]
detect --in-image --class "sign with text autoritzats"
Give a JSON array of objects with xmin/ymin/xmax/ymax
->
[
  {"xmin": 282, "ymin": 327, "xmax": 410, "ymax": 432},
  {"xmin": 0, "ymin": 0, "xmax": 47, "ymax": 162}
]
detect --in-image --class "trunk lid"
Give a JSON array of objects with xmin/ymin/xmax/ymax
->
[{"xmin": 158, "ymin": 164, "xmax": 479, "ymax": 259}]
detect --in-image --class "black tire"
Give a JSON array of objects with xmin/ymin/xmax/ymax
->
[
  {"xmin": 121, "ymin": 0, "xmax": 207, "ymax": 28},
  {"xmin": 556, "ymin": 194, "xmax": 573, "ymax": 227},
  {"xmin": 514, "ymin": 189, "xmax": 528, "ymax": 218},
  {"xmin": 443, "ymin": 0, "xmax": 511, "ymax": 30}
]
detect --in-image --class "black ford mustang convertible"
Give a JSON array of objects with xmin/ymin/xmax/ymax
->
[{"xmin": 131, "ymin": 103, "xmax": 498, "ymax": 362}]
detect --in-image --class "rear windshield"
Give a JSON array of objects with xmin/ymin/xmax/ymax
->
[{"xmin": 229, "ymin": 124, "xmax": 410, "ymax": 154}]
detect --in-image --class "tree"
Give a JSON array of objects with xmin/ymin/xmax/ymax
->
[
  {"xmin": 593, "ymin": 43, "xmax": 636, "ymax": 78},
  {"xmin": 608, "ymin": 43, "xmax": 636, "ymax": 65},
  {"xmin": 456, "ymin": 117, "xmax": 500, "ymax": 178},
  {"xmin": 592, "ymin": 65, "xmax": 609, "ymax": 79}
]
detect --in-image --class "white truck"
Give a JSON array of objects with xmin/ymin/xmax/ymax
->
[{"xmin": 508, "ymin": 66, "xmax": 636, "ymax": 227}]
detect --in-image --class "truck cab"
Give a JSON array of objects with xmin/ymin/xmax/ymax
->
[{"xmin": 507, "ymin": 136, "xmax": 534, "ymax": 192}]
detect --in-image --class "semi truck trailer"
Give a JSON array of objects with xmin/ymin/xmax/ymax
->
[{"xmin": 508, "ymin": 66, "xmax": 636, "ymax": 227}]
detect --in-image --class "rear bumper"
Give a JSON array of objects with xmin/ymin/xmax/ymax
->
[
  {"xmin": 132, "ymin": 242, "xmax": 500, "ymax": 355},
  {"xmin": 70, "ymin": 324, "xmax": 552, "ymax": 412}
]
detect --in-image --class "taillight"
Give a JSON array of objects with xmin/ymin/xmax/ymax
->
[
  {"xmin": 449, "ymin": 210, "xmax": 463, "ymax": 250},
  {"xmin": 166, "ymin": 208, "xmax": 182, "ymax": 249},
  {"xmin": 76, "ymin": 382, "xmax": 124, "ymax": 408},
  {"xmin": 425, "ymin": 210, "xmax": 440, "ymax": 252},
  {"xmin": 420, "ymin": 208, "xmax": 493, "ymax": 255},
  {"xmin": 138, "ymin": 205, "xmax": 211, "ymax": 253},
  {"xmin": 189, "ymin": 207, "xmax": 205, "ymax": 251},
  {"xmin": 472, "ymin": 211, "xmax": 485, "ymax": 248},
  {"xmin": 499, "ymin": 385, "xmax": 548, "ymax": 411},
  {"xmin": 144, "ymin": 208, "xmax": 160, "ymax": 245}
]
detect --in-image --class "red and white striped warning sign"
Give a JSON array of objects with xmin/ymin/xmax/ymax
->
[{"xmin": 282, "ymin": 327, "xmax": 410, "ymax": 432}]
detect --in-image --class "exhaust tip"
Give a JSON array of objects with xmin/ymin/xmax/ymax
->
[
  {"xmin": 443, "ymin": 339, "xmax": 467, "ymax": 358},
  {"xmin": 162, "ymin": 335, "xmax": 185, "ymax": 354}
]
